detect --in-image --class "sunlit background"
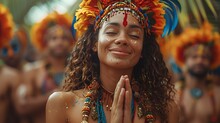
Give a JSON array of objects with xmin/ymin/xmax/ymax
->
[
  {"xmin": 0, "ymin": 0, "xmax": 81, "ymax": 26},
  {"xmin": 0, "ymin": 0, "xmax": 220, "ymax": 123}
]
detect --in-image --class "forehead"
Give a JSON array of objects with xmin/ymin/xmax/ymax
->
[
  {"xmin": 47, "ymin": 26, "xmax": 64, "ymax": 35},
  {"xmin": 185, "ymin": 44, "xmax": 212, "ymax": 57},
  {"xmin": 101, "ymin": 12, "xmax": 141, "ymax": 28}
]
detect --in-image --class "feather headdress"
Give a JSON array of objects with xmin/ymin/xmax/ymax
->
[{"xmin": 72, "ymin": 0, "xmax": 181, "ymax": 39}]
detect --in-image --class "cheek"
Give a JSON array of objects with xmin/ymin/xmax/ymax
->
[
  {"xmin": 131, "ymin": 40, "xmax": 143, "ymax": 54},
  {"xmin": 185, "ymin": 58, "xmax": 193, "ymax": 67},
  {"xmin": 97, "ymin": 41, "xmax": 107, "ymax": 58},
  {"xmin": 98, "ymin": 36, "xmax": 111, "ymax": 44},
  {"xmin": 63, "ymin": 40, "xmax": 70, "ymax": 46},
  {"xmin": 47, "ymin": 40, "xmax": 55, "ymax": 47},
  {"xmin": 97, "ymin": 36, "xmax": 112, "ymax": 52}
]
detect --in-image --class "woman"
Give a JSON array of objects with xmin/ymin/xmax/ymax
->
[{"xmin": 46, "ymin": 1, "xmax": 180, "ymax": 123}]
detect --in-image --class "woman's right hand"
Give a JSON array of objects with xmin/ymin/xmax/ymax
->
[{"xmin": 110, "ymin": 75, "xmax": 132, "ymax": 123}]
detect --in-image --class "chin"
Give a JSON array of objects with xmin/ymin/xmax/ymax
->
[{"xmin": 106, "ymin": 59, "xmax": 136, "ymax": 69}]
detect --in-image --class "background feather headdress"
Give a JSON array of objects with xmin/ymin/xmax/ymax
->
[
  {"xmin": 31, "ymin": 12, "xmax": 72, "ymax": 51},
  {"xmin": 171, "ymin": 22, "xmax": 220, "ymax": 69},
  {"xmin": 0, "ymin": 3, "xmax": 14, "ymax": 48}
]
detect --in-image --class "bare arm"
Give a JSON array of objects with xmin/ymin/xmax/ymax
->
[
  {"xmin": 14, "ymin": 69, "xmax": 53, "ymax": 116},
  {"xmin": 15, "ymin": 86, "xmax": 52, "ymax": 116},
  {"xmin": 168, "ymin": 101, "xmax": 180, "ymax": 123}
]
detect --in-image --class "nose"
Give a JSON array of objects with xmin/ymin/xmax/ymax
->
[{"xmin": 114, "ymin": 32, "xmax": 128, "ymax": 46}]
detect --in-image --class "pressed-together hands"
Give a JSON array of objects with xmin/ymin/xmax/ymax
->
[{"xmin": 110, "ymin": 75, "xmax": 133, "ymax": 123}]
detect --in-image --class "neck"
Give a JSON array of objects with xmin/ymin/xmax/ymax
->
[
  {"xmin": 45, "ymin": 55, "xmax": 66, "ymax": 72},
  {"xmin": 100, "ymin": 63, "xmax": 133, "ymax": 92},
  {"xmin": 185, "ymin": 72, "xmax": 207, "ymax": 89}
]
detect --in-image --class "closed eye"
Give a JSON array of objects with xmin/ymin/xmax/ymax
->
[
  {"xmin": 105, "ymin": 32, "xmax": 117, "ymax": 35},
  {"xmin": 129, "ymin": 35, "xmax": 140, "ymax": 39}
]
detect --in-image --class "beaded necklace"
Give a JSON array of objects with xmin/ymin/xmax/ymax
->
[
  {"xmin": 100, "ymin": 84, "xmax": 114, "ymax": 111},
  {"xmin": 81, "ymin": 80, "xmax": 156, "ymax": 123}
]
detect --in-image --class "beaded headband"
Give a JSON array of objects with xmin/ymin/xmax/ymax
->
[
  {"xmin": 94, "ymin": 2, "xmax": 146, "ymax": 30},
  {"xmin": 72, "ymin": 0, "xmax": 181, "ymax": 39},
  {"xmin": 0, "ymin": 3, "xmax": 14, "ymax": 48},
  {"xmin": 31, "ymin": 12, "xmax": 73, "ymax": 51},
  {"xmin": 171, "ymin": 22, "xmax": 220, "ymax": 69}
]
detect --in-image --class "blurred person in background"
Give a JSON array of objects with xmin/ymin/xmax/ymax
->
[
  {"xmin": 1, "ymin": 25, "xmax": 34, "ymax": 123},
  {"xmin": 172, "ymin": 22, "xmax": 220, "ymax": 123},
  {"xmin": 14, "ymin": 12, "xmax": 74, "ymax": 123},
  {"xmin": 0, "ymin": 3, "xmax": 21, "ymax": 123},
  {"xmin": 1, "ymin": 27, "xmax": 28, "ymax": 71}
]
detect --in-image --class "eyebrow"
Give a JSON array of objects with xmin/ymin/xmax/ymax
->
[
  {"xmin": 104, "ymin": 22, "xmax": 142, "ymax": 30},
  {"xmin": 104, "ymin": 22, "xmax": 120, "ymax": 28},
  {"xmin": 128, "ymin": 24, "xmax": 142, "ymax": 30}
]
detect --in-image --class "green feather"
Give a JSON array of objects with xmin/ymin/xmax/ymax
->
[
  {"xmin": 204, "ymin": 0, "xmax": 217, "ymax": 18},
  {"xmin": 188, "ymin": 0, "xmax": 201, "ymax": 25},
  {"xmin": 195, "ymin": 0, "xmax": 208, "ymax": 20},
  {"xmin": 178, "ymin": 0, "xmax": 190, "ymax": 28}
]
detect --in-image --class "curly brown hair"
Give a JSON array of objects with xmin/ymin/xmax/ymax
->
[{"xmin": 63, "ymin": 25, "xmax": 174, "ymax": 122}]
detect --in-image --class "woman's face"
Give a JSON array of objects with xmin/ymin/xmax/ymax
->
[{"xmin": 97, "ymin": 12, "xmax": 144, "ymax": 69}]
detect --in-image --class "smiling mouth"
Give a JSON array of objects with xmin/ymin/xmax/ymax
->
[{"xmin": 109, "ymin": 48, "xmax": 131, "ymax": 56}]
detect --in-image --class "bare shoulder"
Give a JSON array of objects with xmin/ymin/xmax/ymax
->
[
  {"xmin": 47, "ymin": 90, "xmax": 85, "ymax": 105},
  {"xmin": 168, "ymin": 100, "xmax": 180, "ymax": 115},
  {"xmin": 23, "ymin": 62, "xmax": 42, "ymax": 76},
  {"xmin": 46, "ymin": 90, "xmax": 85, "ymax": 123},
  {"xmin": 168, "ymin": 100, "xmax": 180, "ymax": 123},
  {"xmin": 174, "ymin": 81, "xmax": 184, "ymax": 103},
  {"xmin": 23, "ymin": 60, "xmax": 44, "ymax": 72},
  {"xmin": 1, "ymin": 66, "xmax": 19, "ymax": 77},
  {"xmin": 47, "ymin": 91, "xmax": 76, "ymax": 110},
  {"xmin": 1, "ymin": 66, "xmax": 20, "ymax": 86},
  {"xmin": 46, "ymin": 91, "xmax": 74, "ymax": 123}
]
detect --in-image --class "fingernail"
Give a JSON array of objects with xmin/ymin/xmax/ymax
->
[
  {"xmin": 124, "ymin": 75, "xmax": 128, "ymax": 78},
  {"xmin": 121, "ymin": 75, "xmax": 124, "ymax": 79},
  {"xmin": 123, "ymin": 75, "xmax": 126, "ymax": 79}
]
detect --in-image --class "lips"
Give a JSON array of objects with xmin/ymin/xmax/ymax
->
[{"xmin": 109, "ymin": 47, "xmax": 131, "ymax": 56}]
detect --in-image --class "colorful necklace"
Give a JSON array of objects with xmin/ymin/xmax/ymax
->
[
  {"xmin": 100, "ymin": 85, "xmax": 114, "ymax": 111},
  {"xmin": 81, "ymin": 80, "xmax": 156, "ymax": 123},
  {"xmin": 190, "ymin": 88, "xmax": 203, "ymax": 99}
]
